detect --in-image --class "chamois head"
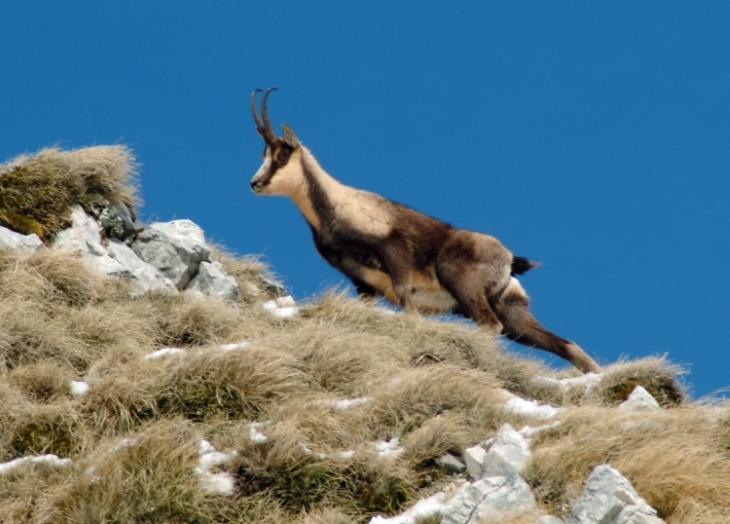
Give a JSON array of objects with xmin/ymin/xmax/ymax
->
[{"xmin": 250, "ymin": 88, "xmax": 302, "ymax": 196}]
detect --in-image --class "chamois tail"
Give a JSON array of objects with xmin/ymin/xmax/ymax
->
[{"xmin": 511, "ymin": 256, "xmax": 540, "ymax": 276}]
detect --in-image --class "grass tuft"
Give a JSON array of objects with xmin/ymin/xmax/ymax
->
[{"xmin": 0, "ymin": 145, "xmax": 138, "ymax": 241}]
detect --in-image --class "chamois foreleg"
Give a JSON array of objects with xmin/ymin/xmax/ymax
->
[
  {"xmin": 492, "ymin": 278, "xmax": 601, "ymax": 374},
  {"xmin": 378, "ymin": 236, "xmax": 416, "ymax": 312}
]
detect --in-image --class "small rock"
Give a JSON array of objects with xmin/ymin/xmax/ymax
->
[
  {"xmin": 440, "ymin": 475, "xmax": 536, "ymax": 524},
  {"xmin": 0, "ymin": 225, "xmax": 43, "ymax": 253},
  {"xmin": 106, "ymin": 239, "xmax": 177, "ymax": 293},
  {"xmin": 84, "ymin": 198, "xmax": 137, "ymax": 240},
  {"xmin": 482, "ymin": 423, "xmax": 531, "ymax": 478},
  {"xmin": 132, "ymin": 219, "xmax": 210, "ymax": 290},
  {"xmin": 464, "ymin": 424, "xmax": 531, "ymax": 480},
  {"xmin": 567, "ymin": 464, "xmax": 665, "ymax": 524},
  {"xmin": 188, "ymin": 260, "xmax": 239, "ymax": 302},
  {"xmin": 538, "ymin": 517, "xmax": 565, "ymax": 524},
  {"xmin": 618, "ymin": 386, "xmax": 661, "ymax": 411},
  {"xmin": 437, "ymin": 454, "xmax": 467, "ymax": 475},
  {"xmin": 53, "ymin": 206, "xmax": 110, "ymax": 257},
  {"xmin": 463, "ymin": 445, "xmax": 488, "ymax": 481}
]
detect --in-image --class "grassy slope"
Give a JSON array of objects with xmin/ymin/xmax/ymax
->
[{"xmin": 1, "ymin": 147, "xmax": 728, "ymax": 524}]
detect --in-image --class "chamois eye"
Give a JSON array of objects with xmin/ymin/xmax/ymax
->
[{"xmin": 276, "ymin": 151, "xmax": 290, "ymax": 166}]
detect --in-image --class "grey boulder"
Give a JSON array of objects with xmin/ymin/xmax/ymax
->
[
  {"xmin": 567, "ymin": 465, "xmax": 665, "ymax": 524},
  {"xmin": 132, "ymin": 219, "xmax": 210, "ymax": 290},
  {"xmin": 188, "ymin": 261, "xmax": 239, "ymax": 302},
  {"xmin": 618, "ymin": 386, "xmax": 661, "ymax": 411},
  {"xmin": 464, "ymin": 423, "xmax": 531, "ymax": 480},
  {"xmin": 441, "ymin": 475, "xmax": 536, "ymax": 524}
]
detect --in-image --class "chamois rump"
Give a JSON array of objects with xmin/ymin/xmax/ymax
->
[{"xmin": 249, "ymin": 88, "xmax": 601, "ymax": 374}]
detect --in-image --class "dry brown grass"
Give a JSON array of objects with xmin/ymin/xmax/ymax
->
[
  {"xmin": 0, "ymin": 146, "xmax": 139, "ymax": 240},
  {"xmin": 0, "ymin": 151, "xmax": 716, "ymax": 523},
  {"xmin": 524, "ymin": 405, "xmax": 730, "ymax": 523}
]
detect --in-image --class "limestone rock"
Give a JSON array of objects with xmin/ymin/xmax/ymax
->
[
  {"xmin": 53, "ymin": 206, "xmax": 109, "ymax": 257},
  {"xmin": 188, "ymin": 260, "xmax": 239, "ymax": 302},
  {"xmin": 0, "ymin": 225, "xmax": 43, "ymax": 253},
  {"xmin": 83, "ymin": 198, "xmax": 138, "ymax": 240},
  {"xmin": 440, "ymin": 475, "xmax": 536, "ymax": 524},
  {"xmin": 464, "ymin": 445, "xmax": 488, "ymax": 481},
  {"xmin": 52, "ymin": 207, "xmax": 175, "ymax": 293},
  {"xmin": 464, "ymin": 424, "xmax": 531, "ymax": 480},
  {"xmin": 106, "ymin": 239, "xmax": 176, "ymax": 293},
  {"xmin": 618, "ymin": 386, "xmax": 661, "ymax": 411},
  {"xmin": 132, "ymin": 219, "xmax": 210, "ymax": 289},
  {"xmin": 436, "ymin": 454, "xmax": 467, "ymax": 475},
  {"xmin": 483, "ymin": 423, "xmax": 531, "ymax": 477},
  {"xmin": 567, "ymin": 465, "xmax": 665, "ymax": 524},
  {"xmin": 537, "ymin": 517, "xmax": 565, "ymax": 524}
]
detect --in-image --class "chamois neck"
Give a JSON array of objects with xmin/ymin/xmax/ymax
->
[{"xmin": 293, "ymin": 147, "xmax": 345, "ymax": 230}]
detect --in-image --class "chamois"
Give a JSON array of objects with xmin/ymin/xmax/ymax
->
[{"xmin": 249, "ymin": 88, "xmax": 601, "ymax": 374}]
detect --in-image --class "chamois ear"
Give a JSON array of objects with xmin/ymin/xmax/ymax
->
[{"xmin": 282, "ymin": 124, "xmax": 298, "ymax": 148}]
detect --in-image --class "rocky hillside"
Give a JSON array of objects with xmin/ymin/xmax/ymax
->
[{"xmin": 1, "ymin": 146, "xmax": 728, "ymax": 524}]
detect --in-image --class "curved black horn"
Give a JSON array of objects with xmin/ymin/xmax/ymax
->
[
  {"xmin": 261, "ymin": 87, "xmax": 278, "ymax": 143},
  {"xmin": 250, "ymin": 88, "xmax": 265, "ymax": 137}
]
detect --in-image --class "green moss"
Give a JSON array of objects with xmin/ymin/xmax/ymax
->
[
  {"xmin": 603, "ymin": 374, "xmax": 684, "ymax": 407},
  {"xmin": 0, "ymin": 165, "xmax": 79, "ymax": 240},
  {"xmin": 11, "ymin": 410, "xmax": 82, "ymax": 456},
  {"xmin": 156, "ymin": 381, "xmax": 250, "ymax": 423}
]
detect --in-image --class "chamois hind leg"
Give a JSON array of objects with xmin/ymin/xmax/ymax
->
[
  {"xmin": 492, "ymin": 278, "xmax": 601, "ymax": 374},
  {"xmin": 436, "ymin": 232, "xmax": 511, "ymax": 332},
  {"xmin": 441, "ymin": 273, "xmax": 503, "ymax": 332}
]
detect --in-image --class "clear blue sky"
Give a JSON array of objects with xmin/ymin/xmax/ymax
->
[{"xmin": 2, "ymin": 2, "xmax": 729, "ymax": 398}]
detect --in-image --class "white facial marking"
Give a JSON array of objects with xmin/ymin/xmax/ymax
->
[{"xmin": 251, "ymin": 152, "xmax": 272, "ymax": 192}]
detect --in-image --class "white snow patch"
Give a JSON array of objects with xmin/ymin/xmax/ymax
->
[
  {"xmin": 109, "ymin": 437, "xmax": 137, "ymax": 454},
  {"xmin": 275, "ymin": 295, "xmax": 296, "ymax": 308},
  {"xmin": 195, "ymin": 440, "xmax": 234, "ymax": 496},
  {"xmin": 0, "ymin": 454, "xmax": 72, "ymax": 474},
  {"xmin": 197, "ymin": 451, "xmax": 231, "ymax": 473},
  {"xmin": 339, "ymin": 450, "xmax": 356, "ymax": 459},
  {"xmin": 374, "ymin": 437, "xmax": 404, "ymax": 458},
  {"xmin": 369, "ymin": 491, "xmax": 447, "ymax": 524},
  {"xmin": 70, "ymin": 380, "xmax": 90, "ymax": 397},
  {"xmin": 199, "ymin": 439, "xmax": 216, "ymax": 455},
  {"xmin": 199, "ymin": 472, "xmax": 235, "ymax": 495},
  {"xmin": 263, "ymin": 296, "xmax": 299, "ymax": 318},
  {"xmin": 309, "ymin": 397, "xmax": 372, "ymax": 411},
  {"xmin": 249, "ymin": 424, "xmax": 268, "ymax": 443},
  {"xmin": 504, "ymin": 397, "xmax": 562, "ymax": 418},
  {"xmin": 219, "ymin": 341, "xmax": 250, "ymax": 351},
  {"xmin": 145, "ymin": 347, "xmax": 185, "ymax": 360}
]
